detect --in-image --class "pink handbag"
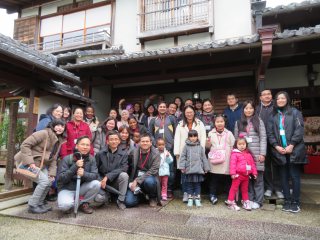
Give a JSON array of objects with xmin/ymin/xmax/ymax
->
[{"xmin": 208, "ymin": 132, "xmax": 228, "ymax": 165}]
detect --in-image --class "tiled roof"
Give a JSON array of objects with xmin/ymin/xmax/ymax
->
[
  {"xmin": 262, "ymin": 0, "xmax": 320, "ymax": 15},
  {"xmin": 62, "ymin": 34, "xmax": 260, "ymax": 69},
  {"xmin": 275, "ymin": 25, "xmax": 320, "ymax": 39},
  {"xmin": 0, "ymin": 34, "xmax": 80, "ymax": 84}
]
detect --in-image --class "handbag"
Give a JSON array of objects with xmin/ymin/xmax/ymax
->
[
  {"xmin": 16, "ymin": 135, "xmax": 48, "ymax": 181},
  {"xmin": 208, "ymin": 132, "xmax": 228, "ymax": 165}
]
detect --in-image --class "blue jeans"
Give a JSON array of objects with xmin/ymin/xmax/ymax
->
[
  {"xmin": 279, "ymin": 155, "xmax": 301, "ymax": 204},
  {"xmin": 125, "ymin": 176, "xmax": 157, "ymax": 208},
  {"xmin": 186, "ymin": 182, "xmax": 201, "ymax": 196}
]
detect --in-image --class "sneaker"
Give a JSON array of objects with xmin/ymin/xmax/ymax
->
[
  {"xmin": 264, "ymin": 190, "xmax": 272, "ymax": 198},
  {"xmin": 28, "ymin": 205, "xmax": 48, "ymax": 214},
  {"xmin": 162, "ymin": 196, "xmax": 168, "ymax": 201},
  {"xmin": 80, "ymin": 202, "xmax": 94, "ymax": 214},
  {"xmin": 149, "ymin": 198, "xmax": 157, "ymax": 207},
  {"xmin": 282, "ymin": 201, "xmax": 291, "ymax": 212},
  {"xmin": 290, "ymin": 202, "xmax": 301, "ymax": 213},
  {"xmin": 187, "ymin": 198, "xmax": 193, "ymax": 207},
  {"xmin": 182, "ymin": 192, "xmax": 188, "ymax": 203},
  {"xmin": 210, "ymin": 195, "xmax": 218, "ymax": 205},
  {"xmin": 226, "ymin": 200, "xmax": 240, "ymax": 211},
  {"xmin": 242, "ymin": 200, "xmax": 252, "ymax": 211},
  {"xmin": 194, "ymin": 198, "xmax": 202, "ymax": 207},
  {"xmin": 275, "ymin": 191, "xmax": 284, "ymax": 199},
  {"xmin": 39, "ymin": 203, "xmax": 52, "ymax": 211},
  {"xmin": 116, "ymin": 199, "xmax": 126, "ymax": 210},
  {"xmin": 251, "ymin": 201, "xmax": 261, "ymax": 209}
]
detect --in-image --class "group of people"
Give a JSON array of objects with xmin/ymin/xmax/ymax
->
[{"xmin": 14, "ymin": 89, "xmax": 307, "ymax": 215}]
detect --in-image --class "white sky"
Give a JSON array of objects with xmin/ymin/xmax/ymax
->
[{"xmin": 0, "ymin": 0, "xmax": 306, "ymax": 38}]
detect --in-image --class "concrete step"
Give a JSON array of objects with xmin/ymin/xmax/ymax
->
[{"xmin": 0, "ymin": 194, "xmax": 30, "ymax": 211}]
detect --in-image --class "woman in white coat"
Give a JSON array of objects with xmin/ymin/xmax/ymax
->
[{"xmin": 174, "ymin": 105, "xmax": 206, "ymax": 202}]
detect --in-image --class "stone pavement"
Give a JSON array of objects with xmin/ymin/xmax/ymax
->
[{"xmin": 0, "ymin": 197, "xmax": 319, "ymax": 240}]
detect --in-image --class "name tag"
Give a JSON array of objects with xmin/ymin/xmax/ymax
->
[
  {"xmin": 280, "ymin": 129, "xmax": 285, "ymax": 136},
  {"xmin": 138, "ymin": 170, "xmax": 145, "ymax": 177},
  {"xmin": 245, "ymin": 137, "xmax": 253, "ymax": 143},
  {"xmin": 159, "ymin": 128, "xmax": 164, "ymax": 134},
  {"xmin": 246, "ymin": 165, "xmax": 251, "ymax": 171},
  {"xmin": 205, "ymin": 125, "xmax": 211, "ymax": 130}
]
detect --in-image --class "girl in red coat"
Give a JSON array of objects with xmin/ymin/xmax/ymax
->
[
  {"xmin": 226, "ymin": 136, "xmax": 257, "ymax": 211},
  {"xmin": 61, "ymin": 107, "xmax": 93, "ymax": 158}
]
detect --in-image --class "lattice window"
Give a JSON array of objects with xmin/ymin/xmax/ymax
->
[{"xmin": 140, "ymin": 0, "xmax": 210, "ymax": 32}]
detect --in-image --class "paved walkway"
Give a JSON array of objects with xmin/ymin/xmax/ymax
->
[{"xmin": 0, "ymin": 197, "xmax": 319, "ymax": 240}]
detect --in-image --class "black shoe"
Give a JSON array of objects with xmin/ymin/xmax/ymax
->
[
  {"xmin": 46, "ymin": 194, "xmax": 57, "ymax": 202},
  {"xmin": 290, "ymin": 202, "xmax": 301, "ymax": 213},
  {"xmin": 28, "ymin": 205, "xmax": 48, "ymax": 214},
  {"xmin": 39, "ymin": 203, "xmax": 53, "ymax": 211},
  {"xmin": 282, "ymin": 201, "xmax": 291, "ymax": 212}
]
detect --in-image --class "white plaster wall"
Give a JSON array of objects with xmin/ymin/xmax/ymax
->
[
  {"xmin": 113, "ymin": 0, "xmax": 140, "ymax": 52},
  {"xmin": 38, "ymin": 95, "xmax": 69, "ymax": 120},
  {"xmin": 213, "ymin": 0, "xmax": 252, "ymax": 40},
  {"xmin": 178, "ymin": 33, "xmax": 212, "ymax": 46},
  {"xmin": 21, "ymin": 7, "xmax": 39, "ymax": 18},
  {"xmin": 41, "ymin": 0, "xmax": 73, "ymax": 16},
  {"xmin": 144, "ymin": 38, "xmax": 174, "ymax": 50},
  {"xmin": 265, "ymin": 66, "xmax": 308, "ymax": 89},
  {"xmin": 92, "ymin": 85, "xmax": 111, "ymax": 121}
]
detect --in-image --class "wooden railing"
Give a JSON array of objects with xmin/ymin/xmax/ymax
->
[{"xmin": 139, "ymin": 0, "xmax": 211, "ymax": 32}]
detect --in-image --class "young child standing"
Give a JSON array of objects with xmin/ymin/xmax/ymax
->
[
  {"xmin": 179, "ymin": 130, "xmax": 210, "ymax": 207},
  {"xmin": 226, "ymin": 137, "xmax": 257, "ymax": 211},
  {"xmin": 157, "ymin": 138, "xmax": 174, "ymax": 201}
]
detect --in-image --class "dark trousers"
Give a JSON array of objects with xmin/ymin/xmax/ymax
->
[
  {"xmin": 279, "ymin": 155, "xmax": 301, "ymax": 204},
  {"xmin": 125, "ymin": 176, "xmax": 157, "ymax": 208},
  {"xmin": 208, "ymin": 172, "xmax": 231, "ymax": 198},
  {"xmin": 264, "ymin": 153, "xmax": 281, "ymax": 192},
  {"xmin": 186, "ymin": 182, "xmax": 201, "ymax": 196},
  {"xmin": 248, "ymin": 171, "xmax": 264, "ymax": 205}
]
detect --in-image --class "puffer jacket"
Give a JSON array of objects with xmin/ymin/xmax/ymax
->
[
  {"xmin": 14, "ymin": 128, "xmax": 65, "ymax": 177},
  {"xmin": 57, "ymin": 153, "xmax": 99, "ymax": 192},
  {"xmin": 178, "ymin": 139, "xmax": 210, "ymax": 174},
  {"xmin": 159, "ymin": 150, "xmax": 173, "ymax": 176},
  {"xmin": 93, "ymin": 127, "xmax": 108, "ymax": 154},
  {"xmin": 229, "ymin": 149, "xmax": 257, "ymax": 176},
  {"xmin": 267, "ymin": 107, "xmax": 307, "ymax": 165},
  {"xmin": 234, "ymin": 118, "xmax": 267, "ymax": 171},
  {"xmin": 35, "ymin": 114, "xmax": 54, "ymax": 132}
]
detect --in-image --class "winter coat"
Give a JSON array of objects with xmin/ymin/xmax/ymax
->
[
  {"xmin": 95, "ymin": 147, "xmax": 128, "ymax": 182},
  {"xmin": 173, "ymin": 118, "xmax": 206, "ymax": 165},
  {"xmin": 159, "ymin": 150, "xmax": 173, "ymax": 176},
  {"xmin": 223, "ymin": 104, "xmax": 242, "ymax": 134},
  {"xmin": 57, "ymin": 153, "xmax": 99, "ymax": 192},
  {"xmin": 119, "ymin": 139, "xmax": 136, "ymax": 175},
  {"xmin": 229, "ymin": 149, "xmax": 257, "ymax": 176},
  {"xmin": 267, "ymin": 107, "xmax": 307, "ymax": 165},
  {"xmin": 256, "ymin": 101, "xmax": 274, "ymax": 129},
  {"xmin": 208, "ymin": 128, "xmax": 235, "ymax": 174},
  {"xmin": 199, "ymin": 112, "xmax": 216, "ymax": 135},
  {"xmin": 35, "ymin": 114, "xmax": 54, "ymax": 132},
  {"xmin": 178, "ymin": 139, "xmax": 210, "ymax": 174},
  {"xmin": 149, "ymin": 115, "xmax": 177, "ymax": 151},
  {"xmin": 85, "ymin": 116, "xmax": 99, "ymax": 134},
  {"xmin": 141, "ymin": 115, "xmax": 156, "ymax": 129},
  {"xmin": 60, "ymin": 120, "xmax": 93, "ymax": 158},
  {"xmin": 93, "ymin": 127, "xmax": 108, "ymax": 154},
  {"xmin": 234, "ymin": 118, "xmax": 267, "ymax": 171},
  {"xmin": 14, "ymin": 128, "xmax": 64, "ymax": 177}
]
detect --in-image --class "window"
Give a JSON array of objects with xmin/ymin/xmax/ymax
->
[{"xmin": 140, "ymin": 0, "xmax": 211, "ymax": 32}]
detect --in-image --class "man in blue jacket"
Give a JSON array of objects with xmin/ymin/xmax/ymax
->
[{"xmin": 223, "ymin": 94, "xmax": 242, "ymax": 134}]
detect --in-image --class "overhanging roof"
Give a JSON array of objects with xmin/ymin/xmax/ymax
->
[{"xmin": 0, "ymin": 0, "xmax": 52, "ymax": 13}]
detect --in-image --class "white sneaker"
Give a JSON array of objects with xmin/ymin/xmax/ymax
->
[
  {"xmin": 264, "ymin": 190, "xmax": 272, "ymax": 198},
  {"xmin": 251, "ymin": 201, "xmax": 261, "ymax": 209},
  {"xmin": 275, "ymin": 191, "xmax": 284, "ymax": 199},
  {"xmin": 226, "ymin": 200, "xmax": 240, "ymax": 211},
  {"xmin": 242, "ymin": 200, "xmax": 252, "ymax": 211}
]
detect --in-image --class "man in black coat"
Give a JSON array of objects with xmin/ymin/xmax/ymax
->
[
  {"xmin": 256, "ymin": 89, "xmax": 283, "ymax": 199},
  {"xmin": 94, "ymin": 131, "xmax": 129, "ymax": 210}
]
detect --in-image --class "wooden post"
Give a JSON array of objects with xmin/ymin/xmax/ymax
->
[{"xmin": 4, "ymin": 101, "xmax": 19, "ymax": 191}]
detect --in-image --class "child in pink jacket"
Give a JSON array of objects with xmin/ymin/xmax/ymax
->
[{"xmin": 226, "ymin": 137, "xmax": 257, "ymax": 211}]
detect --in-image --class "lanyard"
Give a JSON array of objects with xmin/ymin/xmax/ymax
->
[{"xmin": 139, "ymin": 149, "xmax": 151, "ymax": 169}]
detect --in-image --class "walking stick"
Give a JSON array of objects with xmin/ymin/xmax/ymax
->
[{"xmin": 74, "ymin": 152, "xmax": 82, "ymax": 218}]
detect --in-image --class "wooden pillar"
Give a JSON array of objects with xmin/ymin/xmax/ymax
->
[
  {"xmin": 4, "ymin": 101, "xmax": 19, "ymax": 190},
  {"xmin": 256, "ymin": 25, "xmax": 278, "ymax": 94},
  {"xmin": 27, "ymin": 88, "xmax": 37, "ymax": 136}
]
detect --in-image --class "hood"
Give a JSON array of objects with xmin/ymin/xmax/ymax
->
[
  {"xmin": 39, "ymin": 114, "xmax": 52, "ymax": 121},
  {"xmin": 185, "ymin": 139, "xmax": 200, "ymax": 146}
]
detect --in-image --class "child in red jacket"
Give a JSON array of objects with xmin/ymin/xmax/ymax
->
[{"xmin": 226, "ymin": 137, "xmax": 257, "ymax": 211}]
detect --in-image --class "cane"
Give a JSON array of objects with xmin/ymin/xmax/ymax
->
[{"xmin": 74, "ymin": 152, "xmax": 82, "ymax": 218}]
